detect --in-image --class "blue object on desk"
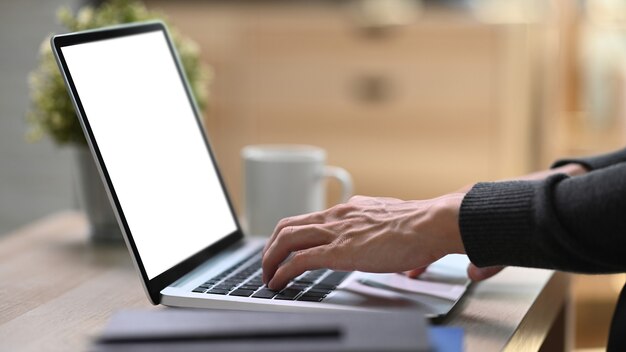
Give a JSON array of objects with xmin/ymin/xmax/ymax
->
[{"xmin": 429, "ymin": 326, "xmax": 464, "ymax": 352}]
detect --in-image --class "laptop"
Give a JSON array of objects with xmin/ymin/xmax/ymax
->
[{"xmin": 51, "ymin": 21, "xmax": 471, "ymax": 318}]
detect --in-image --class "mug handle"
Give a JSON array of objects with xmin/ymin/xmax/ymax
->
[{"xmin": 324, "ymin": 166, "xmax": 353, "ymax": 203}]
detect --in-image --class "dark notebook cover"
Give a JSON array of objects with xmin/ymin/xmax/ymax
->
[{"xmin": 92, "ymin": 309, "xmax": 433, "ymax": 352}]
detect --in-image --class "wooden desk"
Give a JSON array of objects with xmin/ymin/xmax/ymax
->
[{"xmin": 0, "ymin": 212, "xmax": 570, "ymax": 351}]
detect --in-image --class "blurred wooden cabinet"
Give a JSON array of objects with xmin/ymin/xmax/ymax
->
[{"xmin": 147, "ymin": 1, "xmax": 545, "ymax": 210}]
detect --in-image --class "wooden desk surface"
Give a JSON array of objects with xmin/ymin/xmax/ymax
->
[{"xmin": 0, "ymin": 212, "xmax": 569, "ymax": 351}]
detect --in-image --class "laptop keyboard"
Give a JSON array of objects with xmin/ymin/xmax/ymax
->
[{"xmin": 191, "ymin": 249, "xmax": 349, "ymax": 302}]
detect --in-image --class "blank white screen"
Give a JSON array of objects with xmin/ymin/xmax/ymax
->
[{"xmin": 62, "ymin": 31, "xmax": 237, "ymax": 279}]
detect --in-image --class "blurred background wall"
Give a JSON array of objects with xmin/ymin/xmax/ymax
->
[
  {"xmin": 0, "ymin": 0, "xmax": 79, "ymax": 236},
  {"xmin": 1, "ymin": 0, "xmax": 625, "ymax": 350}
]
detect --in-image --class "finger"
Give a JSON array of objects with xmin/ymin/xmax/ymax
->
[
  {"xmin": 268, "ymin": 246, "xmax": 328, "ymax": 290},
  {"xmin": 263, "ymin": 211, "xmax": 326, "ymax": 256},
  {"xmin": 405, "ymin": 267, "xmax": 427, "ymax": 279},
  {"xmin": 467, "ymin": 264, "xmax": 505, "ymax": 281},
  {"xmin": 262, "ymin": 224, "xmax": 334, "ymax": 283}
]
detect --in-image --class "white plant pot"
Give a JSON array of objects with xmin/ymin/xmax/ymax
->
[{"xmin": 75, "ymin": 147, "xmax": 122, "ymax": 242}]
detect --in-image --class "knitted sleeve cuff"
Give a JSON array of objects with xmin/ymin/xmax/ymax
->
[
  {"xmin": 459, "ymin": 181, "xmax": 536, "ymax": 267},
  {"xmin": 551, "ymin": 147, "xmax": 626, "ymax": 171}
]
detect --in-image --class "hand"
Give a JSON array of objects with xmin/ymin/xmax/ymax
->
[
  {"xmin": 403, "ymin": 162, "xmax": 588, "ymax": 281},
  {"xmin": 261, "ymin": 194, "xmax": 466, "ymax": 290}
]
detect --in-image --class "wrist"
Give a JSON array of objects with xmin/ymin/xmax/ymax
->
[{"xmin": 431, "ymin": 193, "xmax": 466, "ymax": 255}]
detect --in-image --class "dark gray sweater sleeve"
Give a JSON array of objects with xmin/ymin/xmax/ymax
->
[
  {"xmin": 459, "ymin": 150, "xmax": 626, "ymax": 273},
  {"xmin": 551, "ymin": 146, "xmax": 626, "ymax": 171}
]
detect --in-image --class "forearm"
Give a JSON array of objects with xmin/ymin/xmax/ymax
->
[{"xmin": 460, "ymin": 162, "xmax": 626, "ymax": 273}]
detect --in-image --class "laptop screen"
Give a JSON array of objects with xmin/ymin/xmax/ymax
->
[{"xmin": 60, "ymin": 29, "xmax": 237, "ymax": 280}]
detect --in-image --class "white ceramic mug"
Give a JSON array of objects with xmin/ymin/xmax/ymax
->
[{"xmin": 242, "ymin": 145, "xmax": 353, "ymax": 236}]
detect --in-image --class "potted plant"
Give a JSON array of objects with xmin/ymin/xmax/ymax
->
[{"xmin": 27, "ymin": 0, "xmax": 210, "ymax": 241}]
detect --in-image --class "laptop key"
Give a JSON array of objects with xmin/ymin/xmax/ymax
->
[
  {"xmin": 274, "ymin": 288, "xmax": 302, "ymax": 301},
  {"xmin": 240, "ymin": 284, "xmax": 261, "ymax": 290},
  {"xmin": 302, "ymin": 290, "xmax": 326, "ymax": 298},
  {"xmin": 206, "ymin": 288, "xmax": 229, "ymax": 295},
  {"xmin": 308, "ymin": 288, "xmax": 332, "ymax": 295},
  {"xmin": 252, "ymin": 288, "xmax": 278, "ymax": 299},
  {"xmin": 214, "ymin": 284, "xmax": 236, "ymax": 290},
  {"xmin": 222, "ymin": 279, "xmax": 240, "ymax": 285},
  {"xmin": 229, "ymin": 289, "xmax": 255, "ymax": 297},
  {"xmin": 312, "ymin": 283, "xmax": 335, "ymax": 291},
  {"xmin": 320, "ymin": 271, "xmax": 349, "ymax": 286},
  {"xmin": 192, "ymin": 287, "xmax": 206, "ymax": 293},
  {"xmin": 297, "ymin": 294, "xmax": 325, "ymax": 302},
  {"xmin": 288, "ymin": 283, "xmax": 310, "ymax": 290}
]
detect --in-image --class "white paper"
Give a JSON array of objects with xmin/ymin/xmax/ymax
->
[
  {"xmin": 346, "ymin": 255, "xmax": 471, "ymax": 301},
  {"xmin": 359, "ymin": 275, "xmax": 467, "ymax": 301}
]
